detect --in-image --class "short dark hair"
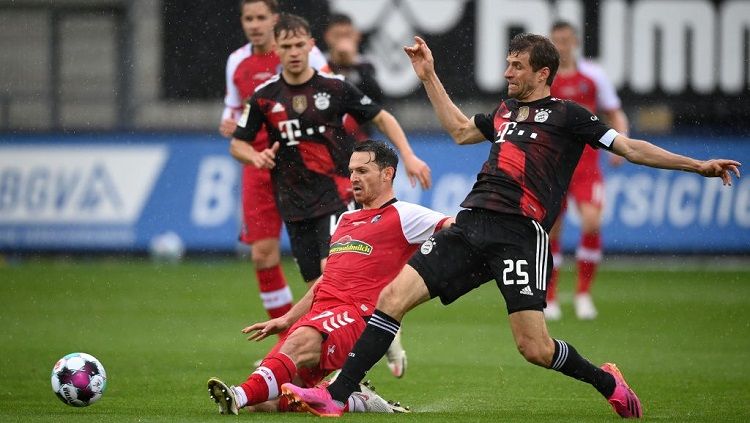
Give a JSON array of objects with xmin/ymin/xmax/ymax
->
[
  {"xmin": 353, "ymin": 140, "xmax": 399, "ymax": 181},
  {"xmin": 508, "ymin": 33, "xmax": 559, "ymax": 86},
  {"xmin": 551, "ymin": 20, "xmax": 577, "ymax": 35},
  {"xmin": 274, "ymin": 13, "xmax": 311, "ymax": 39},
  {"xmin": 239, "ymin": 0, "xmax": 278, "ymax": 14},
  {"xmin": 326, "ymin": 13, "xmax": 353, "ymax": 30}
]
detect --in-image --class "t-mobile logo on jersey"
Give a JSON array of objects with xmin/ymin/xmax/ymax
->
[{"xmin": 277, "ymin": 119, "xmax": 326, "ymax": 146}]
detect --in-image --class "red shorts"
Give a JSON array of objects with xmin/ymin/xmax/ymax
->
[
  {"xmin": 239, "ymin": 165, "xmax": 283, "ymax": 244},
  {"xmin": 565, "ymin": 159, "xmax": 604, "ymax": 210},
  {"xmin": 271, "ymin": 303, "xmax": 367, "ymax": 387}
]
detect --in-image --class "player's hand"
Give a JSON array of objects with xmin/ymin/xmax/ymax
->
[
  {"xmin": 250, "ymin": 142, "xmax": 280, "ymax": 169},
  {"xmin": 403, "ymin": 154, "xmax": 432, "ymax": 189},
  {"xmin": 403, "ymin": 36, "xmax": 435, "ymax": 81},
  {"xmin": 697, "ymin": 159, "xmax": 741, "ymax": 186},
  {"xmin": 219, "ymin": 118, "xmax": 237, "ymax": 138},
  {"xmin": 242, "ymin": 317, "xmax": 290, "ymax": 342}
]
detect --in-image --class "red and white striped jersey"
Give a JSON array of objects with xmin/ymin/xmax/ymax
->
[{"xmin": 313, "ymin": 201, "xmax": 450, "ymax": 316}]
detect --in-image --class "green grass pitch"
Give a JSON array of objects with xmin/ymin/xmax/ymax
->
[{"xmin": 1, "ymin": 257, "xmax": 749, "ymax": 422}]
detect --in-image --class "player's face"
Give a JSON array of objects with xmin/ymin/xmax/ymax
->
[
  {"xmin": 276, "ymin": 30, "xmax": 313, "ymax": 75},
  {"xmin": 349, "ymin": 152, "xmax": 392, "ymax": 207},
  {"xmin": 241, "ymin": 1, "xmax": 278, "ymax": 50},
  {"xmin": 324, "ymin": 23, "xmax": 360, "ymax": 49},
  {"xmin": 504, "ymin": 52, "xmax": 547, "ymax": 100},
  {"xmin": 550, "ymin": 27, "xmax": 577, "ymax": 64}
]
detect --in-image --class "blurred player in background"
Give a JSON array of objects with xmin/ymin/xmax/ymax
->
[
  {"xmin": 220, "ymin": 0, "xmax": 329, "ymax": 330},
  {"xmin": 229, "ymin": 13, "xmax": 430, "ymax": 285},
  {"xmin": 282, "ymin": 34, "xmax": 740, "ymax": 418},
  {"xmin": 208, "ymin": 140, "xmax": 450, "ymax": 415},
  {"xmin": 545, "ymin": 20, "xmax": 630, "ymax": 321},
  {"xmin": 323, "ymin": 13, "xmax": 384, "ymax": 142}
]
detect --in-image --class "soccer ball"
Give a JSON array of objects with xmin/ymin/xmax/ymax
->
[
  {"xmin": 149, "ymin": 231, "xmax": 186, "ymax": 262},
  {"xmin": 51, "ymin": 353, "xmax": 107, "ymax": 407}
]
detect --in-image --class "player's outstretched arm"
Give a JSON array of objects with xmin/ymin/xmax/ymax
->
[
  {"xmin": 611, "ymin": 135, "xmax": 741, "ymax": 185},
  {"xmin": 242, "ymin": 279, "xmax": 318, "ymax": 342},
  {"xmin": 403, "ymin": 36, "xmax": 484, "ymax": 145},
  {"xmin": 370, "ymin": 110, "xmax": 432, "ymax": 189}
]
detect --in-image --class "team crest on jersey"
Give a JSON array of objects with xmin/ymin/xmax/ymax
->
[
  {"xmin": 360, "ymin": 95, "xmax": 373, "ymax": 105},
  {"xmin": 314, "ymin": 92, "xmax": 331, "ymax": 110},
  {"xmin": 420, "ymin": 237, "xmax": 436, "ymax": 255},
  {"xmin": 329, "ymin": 235, "xmax": 373, "ymax": 255},
  {"xmin": 534, "ymin": 108, "xmax": 551, "ymax": 123},
  {"xmin": 292, "ymin": 95, "xmax": 307, "ymax": 113},
  {"xmin": 516, "ymin": 106, "xmax": 530, "ymax": 122}
]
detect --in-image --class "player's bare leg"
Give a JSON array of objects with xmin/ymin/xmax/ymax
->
[
  {"xmin": 508, "ymin": 310, "xmax": 641, "ymax": 418},
  {"xmin": 575, "ymin": 202, "xmax": 602, "ymax": 320}
]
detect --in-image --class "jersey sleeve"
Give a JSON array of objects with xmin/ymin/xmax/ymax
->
[
  {"xmin": 223, "ymin": 53, "xmax": 244, "ymax": 122},
  {"xmin": 580, "ymin": 60, "xmax": 622, "ymax": 112},
  {"xmin": 393, "ymin": 202, "xmax": 449, "ymax": 244},
  {"xmin": 231, "ymin": 95, "xmax": 264, "ymax": 142},
  {"xmin": 341, "ymin": 80, "xmax": 383, "ymax": 123},
  {"xmin": 473, "ymin": 106, "xmax": 500, "ymax": 142},
  {"xmin": 565, "ymin": 101, "xmax": 618, "ymax": 150}
]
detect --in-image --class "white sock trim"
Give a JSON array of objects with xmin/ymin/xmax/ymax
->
[
  {"xmin": 252, "ymin": 366, "xmax": 279, "ymax": 400},
  {"xmin": 233, "ymin": 386, "xmax": 248, "ymax": 408},
  {"xmin": 259, "ymin": 286, "xmax": 293, "ymax": 309},
  {"xmin": 576, "ymin": 246, "xmax": 602, "ymax": 263}
]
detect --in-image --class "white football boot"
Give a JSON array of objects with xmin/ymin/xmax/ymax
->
[
  {"xmin": 207, "ymin": 377, "xmax": 239, "ymax": 415},
  {"xmin": 544, "ymin": 300, "xmax": 562, "ymax": 321},
  {"xmin": 353, "ymin": 380, "xmax": 410, "ymax": 413},
  {"xmin": 574, "ymin": 293, "xmax": 598, "ymax": 320}
]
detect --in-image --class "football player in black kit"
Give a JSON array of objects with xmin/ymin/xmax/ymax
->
[
  {"xmin": 230, "ymin": 14, "xmax": 431, "ymax": 285},
  {"xmin": 281, "ymin": 34, "xmax": 741, "ymax": 418}
]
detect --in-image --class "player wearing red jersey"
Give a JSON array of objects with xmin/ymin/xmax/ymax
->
[
  {"xmin": 220, "ymin": 0, "xmax": 329, "ymax": 326},
  {"xmin": 282, "ymin": 34, "xmax": 739, "ymax": 419},
  {"xmin": 207, "ymin": 140, "xmax": 451, "ymax": 414},
  {"xmin": 546, "ymin": 21, "xmax": 630, "ymax": 321}
]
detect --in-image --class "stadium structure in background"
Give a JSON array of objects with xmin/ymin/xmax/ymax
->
[{"xmin": 0, "ymin": 0, "xmax": 748, "ymax": 133}]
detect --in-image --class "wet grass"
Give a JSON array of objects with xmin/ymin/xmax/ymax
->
[{"xmin": 1, "ymin": 257, "xmax": 748, "ymax": 422}]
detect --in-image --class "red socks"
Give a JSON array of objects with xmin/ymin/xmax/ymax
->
[
  {"xmin": 256, "ymin": 266, "xmax": 293, "ymax": 321},
  {"xmin": 576, "ymin": 233, "xmax": 601, "ymax": 294},
  {"xmin": 239, "ymin": 352, "xmax": 297, "ymax": 406}
]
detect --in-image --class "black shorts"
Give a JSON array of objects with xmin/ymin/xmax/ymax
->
[
  {"xmin": 286, "ymin": 208, "xmax": 349, "ymax": 282},
  {"xmin": 409, "ymin": 209, "xmax": 551, "ymax": 314}
]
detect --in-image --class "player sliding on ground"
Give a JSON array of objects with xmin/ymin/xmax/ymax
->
[
  {"xmin": 208, "ymin": 141, "xmax": 453, "ymax": 414},
  {"xmin": 280, "ymin": 34, "xmax": 741, "ymax": 418}
]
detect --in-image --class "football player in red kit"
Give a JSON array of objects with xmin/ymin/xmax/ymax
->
[
  {"xmin": 546, "ymin": 21, "xmax": 630, "ymax": 320},
  {"xmin": 208, "ymin": 141, "xmax": 450, "ymax": 415},
  {"xmin": 220, "ymin": 0, "xmax": 329, "ymax": 327}
]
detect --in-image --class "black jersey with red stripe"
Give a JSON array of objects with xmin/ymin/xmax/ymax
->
[
  {"xmin": 233, "ymin": 70, "xmax": 382, "ymax": 222},
  {"xmin": 468, "ymin": 96, "xmax": 618, "ymax": 231}
]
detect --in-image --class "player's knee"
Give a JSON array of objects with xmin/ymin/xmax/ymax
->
[
  {"xmin": 250, "ymin": 240, "xmax": 280, "ymax": 268},
  {"xmin": 279, "ymin": 327, "xmax": 322, "ymax": 367}
]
